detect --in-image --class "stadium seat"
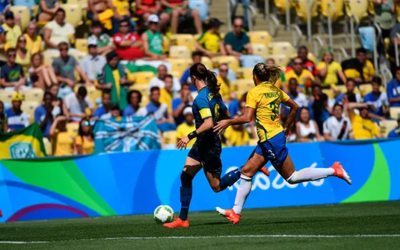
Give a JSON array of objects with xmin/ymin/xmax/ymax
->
[
  {"xmin": 163, "ymin": 131, "xmax": 177, "ymax": 145},
  {"xmin": 252, "ymin": 44, "xmax": 269, "ymax": 59},
  {"xmin": 67, "ymin": 0, "xmax": 88, "ymax": 10},
  {"xmin": 379, "ymin": 120, "xmax": 398, "ymax": 137},
  {"xmin": 22, "ymin": 88, "xmax": 44, "ymax": 103},
  {"xmin": 170, "ymin": 71, "xmax": 181, "ymax": 79},
  {"xmin": 86, "ymin": 85, "xmax": 101, "ymax": 107},
  {"xmin": 61, "ymin": 4, "xmax": 83, "ymax": 27},
  {"xmin": 131, "ymin": 72, "xmax": 155, "ymax": 84},
  {"xmin": 231, "ymin": 79, "xmax": 254, "ymax": 92},
  {"xmin": 130, "ymin": 84, "xmax": 149, "ymax": 97},
  {"xmin": 169, "ymin": 46, "xmax": 191, "ymax": 59},
  {"xmin": 294, "ymin": 0, "xmax": 318, "ymax": 22},
  {"xmin": 390, "ymin": 107, "xmax": 400, "ymax": 120},
  {"xmin": 274, "ymin": 0, "xmax": 294, "ymax": 15},
  {"xmin": 43, "ymin": 137, "xmax": 53, "ymax": 155},
  {"xmin": 43, "ymin": 50, "xmax": 60, "ymax": 65},
  {"xmin": 236, "ymin": 68, "xmax": 253, "ymax": 79},
  {"xmin": 69, "ymin": 50, "xmax": 87, "ymax": 63},
  {"xmin": 141, "ymin": 95, "xmax": 150, "ymax": 106},
  {"xmin": 211, "ymin": 56, "xmax": 240, "ymax": 72},
  {"xmin": 14, "ymin": 0, "xmax": 36, "ymax": 13},
  {"xmin": 322, "ymin": 89, "xmax": 335, "ymax": 99},
  {"xmin": 201, "ymin": 56, "xmax": 213, "ymax": 69},
  {"xmin": 334, "ymin": 85, "xmax": 347, "ymax": 94},
  {"xmin": 266, "ymin": 54, "xmax": 290, "ymax": 67},
  {"xmin": 248, "ymin": 31, "xmax": 273, "ymax": 47},
  {"xmin": 66, "ymin": 122, "xmax": 79, "ymax": 137},
  {"xmin": 0, "ymin": 90, "xmax": 16, "ymax": 104},
  {"xmin": 240, "ymin": 55, "xmax": 266, "ymax": 68},
  {"xmin": 345, "ymin": 0, "xmax": 368, "ymax": 22},
  {"xmin": 320, "ymin": 0, "xmax": 344, "ymax": 22},
  {"xmin": 75, "ymin": 39, "xmax": 88, "ymax": 53},
  {"xmin": 358, "ymin": 84, "xmax": 372, "ymax": 97},
  {"xmin": 21, "ymin": 101, "xmax": 39, "ymax": 124},
  {"xmin": 9, "ymin": 6, "xmax": 30, "ymax": 31},
  {"xmin": 170, "ymin": 34, "xmax": 196, "ymax": 51},
  {"xmin": 268, "ymin": 42, "xmax": 296, "ymax": 58},
  {"xmin": 164, "ymin": 58, "xmax": 192, "ymax": 75}
]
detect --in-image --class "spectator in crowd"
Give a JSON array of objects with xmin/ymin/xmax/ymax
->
[
  {"xmin": 0, "ymin": 0, "xmax": 9, "ymax": 14},
  {"xmin": 364, "ymin": 76, "xmax": 390, "ymax": 119},
  {"xmin": 87, "ymin": 0, "xmax": 112, "ymax": 32},
  {"xmin": 387, "ymin": 67, "xmax": 400, "ymax": 107},
  {"xmin": 281, "ymin": 78, "xmax": 308, "ymax": 119},
  {"xmin": 64, "ymin": 86, "xmax": 94, "ymax": 122},
  {"xmin": 196, "ymin": 18, "xmax": 226, "ymax": 58},
  {"xmin": 113, "ymin": 18, "xmax": 144, "ymax": 60},
  {"xmin": 38, "ymin": 0, "xmax": 60, "ymax": 21},
  {"xmin": 44, "ymin": 8, "xmax": 75, "ymax": 49},
  {"xmin": 172, "ymin": 83, "xmax": 193, "ymax": 125},
  {"xmin": 346, "ymin": 103, "xmax": 381, "ymax": 139},
  {"xmin": 88, "ymin": 21, "xmax": 115, "ymax": 56},
  {"xmin": 49, "ymin": 83, "xmax": 68, "ymax": 116},
  {"xmin": 216, "ymin": 63, "xmax": 233, "ymax": 102},
  {"xmin": 34, "ymin": 92, "xmax": 61, "ymax": 138},
  {"xmin": 24, "ymin": 22, "xmax": 43, "ymax": 55},
  {"xmin": 2, "ymin": 11, "xmax": 21, "ymax": 49},
  {"xmin": 1, "ymin": 48, "xmax": 25, "ymax": 90},
  {"xmin": 224, "ymin": 113, "xmax": 250, "ymax": 146},
  {"xmin": 123, "ymin": 90, "xmax": 143, "ymax": 116},
  {"xmin": 317, "ymin": 50, "xmax": 347, "ymax": 88},
  {"xmin": 176, "ymin": 106, "xmax": 196, "ymax": 147},
  {"xmin": 295, "ymin": 107, "xmax": 323, "ymax": 142},
  {"xmin": 94, "ymin": 92, "xmax": 112, "ymax": 119},
  {"xmin": 323, "ymin": 104, "xmax": 354, "ymax": 141},
  {"xmin": 373, "ymin": 0, "xmax": 394, "ymax": 40},
  {"xmin": 5, "ymin": 93, "xmax": 29, "ymax": 131},
  {"xmin": 74, "ymin": 119, "xmax": 94, "ymax": 155},
  {"xmin": 180, "ymin": 51, "xmax": 202, "ymax": 89},
  {"xmin": 15, "ymin": 35, "xmax": 30, "ymax": 74},
  {"xmin": 286, "ymin": 46, "xmax": 317, "ymax": 76},
  {"xmin": 142, "ymin": 14, "xmax": 167, "ymax": 60},
  {"xmin": 97, "ymin": 51, "xmax": 134, "ymax": 110},
  {"xmin": 335, "ymin": 79, "xmax": 362, "ymax": 104},
  {"xmin": 284, "ymin": 57, "xmax": 314, "ymax": 91},
  {"xmin": 29, "ymin": 53, "xmax": 58, "ymax": 90},
  {"xmin": 109, "ymin": 0, "xmax": 136, "ymax": 34},
  {"xmin": 312, "ymin": 91, "xmax": 331, "ymax": 132},
  {"xmin": 0, "ymin": 101, "xmax": 8, "ymax": 132},
  {"xmin": 388, "ymin": 119, "xmax": 400, "ymax": 138},
  {"xmin": 266, "ymin": 58, "xmax": 285, "ymax": 89},
  {"xmin": 137, "ymin": 0, "xmax": 170, "ymax": 29},
  {"xmin": 146, "ymin": 86, "xmax": 175, "ymax": 132},
  {"xmin": 80, "ymin": 38, "xmax": 107, "ymax": 84},
  {"xmin": 341, "ymin": 48, "xmax": 375, "ymax": 84},
  {"xmin": 159, "ymin": 74, "xmax": 174, "ymax": 112},
  {"xmin": 53, "ymin": 43, "xmax": 91, "ymax": 98},
  {"xmin": 224, "ymin": 18, "xmax": 253, "ymax": 57},
  {"xmin": 50, "ymin": 115, "xmax": 73, "ymax": 156},
  {"xmin": 149, "ymin": 64, "xmax": 181, "ymax": 96},
  {"xmin": 162, "ymin": 0, "xmax": 202, "ymax": 34},
  {"xmin": 110, "ymin": 103, "xmax": 122, "ymax": 119}
]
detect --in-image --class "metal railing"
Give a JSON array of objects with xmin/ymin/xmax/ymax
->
[
  {"xmin": 381, "ymin": 67, "xmax": 393, "ymax": 87},
  {"xmin": 326, "ymin": 2, "xmax": 336, "ymax": 50},
  {"xmin": 395, "ymin": 33, "xmax": 400, "ymax": 67},
  {"xmin": 291, "ymin": 24, "xmax": 303, "ymax": 47},
  {"xmin": 349, "ymin": 14, "xmax": 359, "ymax": 58},
  {"xmin": 307, "ymin": 0, "xmax": 312, "ymax": 42},
  {"xmin": 313, "ymin": 36, "xmax": 324, "ymax": 58},
  {"xmin": 372, "ymin": 21, "xmax": 381, "ymax": 72},
  {"xmin": 286, "ymin": 0, "xmax": 291, "ymax": 30}
]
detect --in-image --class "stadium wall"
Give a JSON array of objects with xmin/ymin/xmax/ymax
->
[{"xmin": 0, "ymin": 139, "xmax": 399, "ymax": 223}]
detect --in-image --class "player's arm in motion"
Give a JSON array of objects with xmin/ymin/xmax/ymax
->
[{"xmin": 177, "ymin": 117, "xmax": 213, "ymax": 150}]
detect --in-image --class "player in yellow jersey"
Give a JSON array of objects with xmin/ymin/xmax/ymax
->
[{"xmin": 213, "ymin": 63, "xmax": 352, "ymax": 224}]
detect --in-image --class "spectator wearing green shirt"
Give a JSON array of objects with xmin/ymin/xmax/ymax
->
[
  {"xmin": 142, "ymin": 14, "xmax": 167, "ymax": 60},
  {"xmin": 224, "ymin": 18, "xmax": 253, "ymax": 57},
  {"xmin": 88, "ymin": 21, "xmax": 115, "ymax": 56}
]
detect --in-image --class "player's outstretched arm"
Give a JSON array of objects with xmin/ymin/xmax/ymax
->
[
  {"xmin": 213, "ymin": 107, "xmax": 255, "ymax": 135},
  {"xmin": 177, "ymin": 117, "xmax": 214, "ymax": 150},
  {"xmin": 282, "ymin": 98, "xmax": 299, "ymax": 135}
]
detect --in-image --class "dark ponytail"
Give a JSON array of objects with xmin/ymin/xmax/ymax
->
[{"xmin": 190, "ymin": 63, "xmax": 221, "ymax": 96}]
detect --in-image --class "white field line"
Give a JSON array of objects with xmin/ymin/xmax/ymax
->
[{"xmin": 1, "ymin": 234, "xmax": 400, "ymax": 244}]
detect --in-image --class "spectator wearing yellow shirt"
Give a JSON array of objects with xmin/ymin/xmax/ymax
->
[
  {"xmin": 160, "ymin": 74, "xmax": 174, "ymax": 112},
  {"xmin": 15, "ymin": 35, "xmax": 31, "ymax": 74},
  {"xmin": 196, "ymin": 18, "xmax": 226, "ymax": 58},
  {"xmin": 216, "ymin": 63, "xmax": 233, "ymax": 102},
  {"xmin": 345, "ymin": 103, "xmax": 381, "ymax": 140},
  {"xmin": 110, "ymin": 0, "xmax": 136, "ymax": 34},
  {"xmin": 224, "ymin": 113, "xmax": 250, "ymax": 146},
  {"xmin": 24, "ymin": 22, "xmax": 44, "ymax": 55},
  {"xmin": 2, "ymin": 11, "xmax": 22, "ymax": 49},
  {"xmin": 317, "ymin": 50, "xmax": 347, "ymax": 88},
  {"xmin": 74, "ymin": 119, "xmax": 94, "ymax": 155},
  {"xmin": 176, "ymin": 107, "xmax": 196, "ymax": 148},
  {"xmin": 284, "ymin": 57, "xmax": 314, "ymax": 92},
  {"xmin": 50, "ymin": 115, "xmax": 74, "ymax": 156},
  {"xmin": 341, "ymin": 48, "xmax": 375, "ymax": 84}
]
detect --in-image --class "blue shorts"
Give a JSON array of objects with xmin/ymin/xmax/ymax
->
[{"xmin": 255, "ymin": 131, "xmax": 288, "ymax": 167}]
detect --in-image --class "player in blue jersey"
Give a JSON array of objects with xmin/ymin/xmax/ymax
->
[{"xmin": 164, "ymin": 63, "xmax": 242, "ymax": 228}]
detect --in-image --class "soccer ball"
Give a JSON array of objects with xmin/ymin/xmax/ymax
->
[{"xmin": 154, "ymin": 205, "xmax": 174, "ymax": 224}]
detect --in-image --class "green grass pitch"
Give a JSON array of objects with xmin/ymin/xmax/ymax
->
[{"xmin": 1, "ymin": 201, "xmax": 400, "ymax": 250}]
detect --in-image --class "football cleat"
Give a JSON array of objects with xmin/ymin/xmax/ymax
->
[
  {"xmin": 331, "ymin": 162, "xmax": 352, "ymax": 185},
  {"xmin": 260, "ymin": 166, "xmax": 270, "ymax": 176},
  {"xmin": 163, "ymin": 218, "xmax": 189, "ymax": 228},
  {"xmin": 216, "ymin": 207, "xmax": 241, "ymax": 224}
]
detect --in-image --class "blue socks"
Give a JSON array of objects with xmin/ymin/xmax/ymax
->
[
  {"xmin": 179, "ymin": 171, "xmax": 193, "ymax": 221},
  {"xmin": 219, "ymin": 168, "xmax": 241, "ymax": 191}
]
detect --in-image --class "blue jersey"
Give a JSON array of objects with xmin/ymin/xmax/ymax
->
[{"xmin": 192, "ymin": 87, "xmax": 227, "ymax": 139}]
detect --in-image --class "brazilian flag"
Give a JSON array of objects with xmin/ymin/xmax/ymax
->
[{"xmin": 0, "ymin": 123, "xmax": 46, "ymax": 159}]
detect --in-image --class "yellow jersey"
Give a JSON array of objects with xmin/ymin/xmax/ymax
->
[
  {"xmin": 197, "ymin": 31, "xmax": 221, "ymax": 53},
  {"xmin": 224, "ymin": 126, "xmax": 249, "ymax": 146},
  {"xmin": 284, "ymin": 69, "xmax": 314, "ymax": 90},
  {"xmin": 246, "ymin": 82, "xmax": 290, "ymax": 142},
  {"xmin": 160, "ymin": 88, "xmax": 173, "ymax": 112},
  {"xmin": 343, "ymin": 60, "xmax": 375, "ymax": 80},
  {"xmin": 317, "ymin": 61, "xmax": 342, "ymax": 87},
  {"xmin": 217, "ymin": 75, "xmax": 231, "ymax": 100},
  {"xmin": 75, "ymin": 136, "xmax": 94, "ymax": 155},
  {"xmin": 349, "ymin": 111, "xmax": 379, "ymax": 139},
  {"xmin": 177, "ymin": 122, "xmax": 196, "ymax": 147},
  {"xmin": 24, "ymin": 34, "xmax": 44, "ymax": 55},
  {"xmin": 54, "ymin": 132, "xmax": 74, "ymax": 156}
]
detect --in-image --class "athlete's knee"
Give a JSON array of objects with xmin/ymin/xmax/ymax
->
[
  {"xmin": 181, "ymin": 170, "xmax": 194, "ymax": 188},
  {"xmin": 286, "ymin": 171, "xmax": 297, "ymax": 184},
  {"xmin": 210, "ymin": 183, "xmax": 221, "ymax": 193},
  {"xmin": 241, "ymin": 166, "xmax": 257, "ymax": 178}
]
